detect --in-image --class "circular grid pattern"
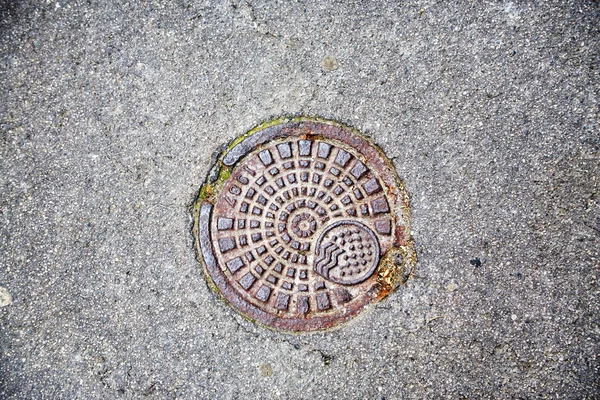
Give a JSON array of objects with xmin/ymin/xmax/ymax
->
[
  {"xmin": 196, "ymin": 120, "xmax": 413, "ymax": 331},
  {"xmin": 211, "ymin": 138, "xmax": 394, "ymax": 318}
]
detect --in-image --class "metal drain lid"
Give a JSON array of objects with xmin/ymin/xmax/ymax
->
[{"xmin": 193, "ymin": 118, "xmax": 415, "ymax": 332}]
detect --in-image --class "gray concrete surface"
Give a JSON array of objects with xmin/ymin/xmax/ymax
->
[{"xmin": 1, "ymin": 0, "xmax": 599, "ymax": 398}]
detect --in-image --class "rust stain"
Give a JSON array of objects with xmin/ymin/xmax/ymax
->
[{"xmin": 192, "ymin": 117, "xmax": 416, "ymax": 332}]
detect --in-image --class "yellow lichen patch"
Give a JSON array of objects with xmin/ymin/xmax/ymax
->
[
  {"xmin": 377, "ymin": 243, "xmax": 417, "ymax": 293},
  {"xmin": 198, "ymin": 182, "xmax": 215, "ymax": 200}
]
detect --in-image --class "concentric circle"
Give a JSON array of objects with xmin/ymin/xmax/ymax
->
[
  {"xmin": 290, "ymin": 212, "xmax": 317, "ymax": 239},
  {"xmin": 193, "ymin": 118, "xmax": 415, "ymax": 332}
]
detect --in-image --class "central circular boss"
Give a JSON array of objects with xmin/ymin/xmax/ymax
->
[{"xmin": 290, "ymin": 212, "xmax": 317, "ymax": 239}]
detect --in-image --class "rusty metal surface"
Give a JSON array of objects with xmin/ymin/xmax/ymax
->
[{"xmin": 195, "ymin": 119, "xmax": 414, "ymax": 331}]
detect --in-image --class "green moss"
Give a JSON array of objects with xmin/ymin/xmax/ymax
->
[
  {"xmin": 219, "ymin": 168, "xmax": 231, "ymax": 181},
  {"xmin": 198, "ymin": 183, "xmax": 213, "ymax": 200},
  {"xmin": 226, "ymin": 116, "xmax": 345, "ymax": 152},
  {"xmin": 245, "ymin": 116, "xmax": 290, "ymax": 137},
  {"xmin": 196, "ymin": 166, "xmax": 232, "ymax": 203}
]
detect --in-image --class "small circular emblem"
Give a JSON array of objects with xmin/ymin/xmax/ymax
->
[
  {"xmin": 314, "ymin": 221, "xmax": 380, "ymax": 285},
  {"xmin": 193, "ymin": 118, "xmax": 415, "ymax": 331}
]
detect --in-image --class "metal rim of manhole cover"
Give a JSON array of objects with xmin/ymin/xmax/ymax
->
[{"xmin": 192, "ymin": 117, "xmax": 416, "ymax": 332}]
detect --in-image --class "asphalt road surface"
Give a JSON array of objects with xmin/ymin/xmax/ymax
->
[{"xmin": 1, "ymin": 1, "xmax": 599, "ymax": 398}]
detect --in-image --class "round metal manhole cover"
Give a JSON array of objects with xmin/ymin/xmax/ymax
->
[{"xmin": 193, "ymin": 118, "xmax": 415, "ymax": 332}]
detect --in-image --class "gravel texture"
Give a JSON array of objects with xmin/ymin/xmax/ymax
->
[{"xmin": 1, "ymin": 0, "xmax": 599, "ymax": 398}]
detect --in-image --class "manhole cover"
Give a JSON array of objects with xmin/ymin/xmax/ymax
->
[{"xmin": 193, "ymin": 118, "xmax": 415, "ymax": 332}]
